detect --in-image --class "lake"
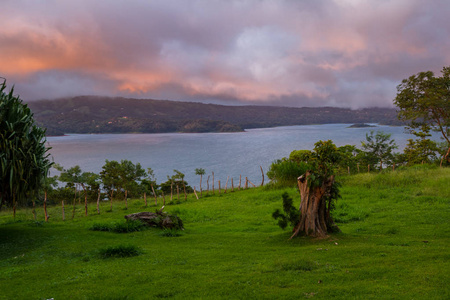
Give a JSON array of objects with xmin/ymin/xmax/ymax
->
[{"xmin": 46, "ymin": 124, "xmax": 422, "ymax": 188}]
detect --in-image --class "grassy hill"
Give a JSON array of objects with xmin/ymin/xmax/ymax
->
[
  {"xmin": 0, "ymin": 166, "xmax": 449, "ymax": 299},
  {"xmin": 27, "ymin": 96, "xmax": 401, "ymax": 135}
]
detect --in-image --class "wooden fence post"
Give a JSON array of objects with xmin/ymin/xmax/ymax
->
[
  {"xmin": 260, "ymin": 166, "xmax": 264, "ymax": 186},
  {"xmin": 97, "ymin": 188, "xmax": 101, "ymax": 214},
  {"xmin": 225, "ymin": 176, "xmax": 229, "ymax": 193}
]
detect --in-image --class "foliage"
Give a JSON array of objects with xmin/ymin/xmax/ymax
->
[
  {"xmin": 160, "ymin": 170, "xmax": 193, "ymax": 196},
  {"xmin": 361, "ymin": 131, "xmax": 398, "ymax": 170},
  {"xmin": 100, "ymin": 160, "xmax": 146, "ymax": 200},
  {"xmin": 272, "ymin": 192, "xmax": 300, "ymax": 230},
  {"xmin": 402, "ymin": 133, "xmax": 439, "ymax": 166},
  {"xmin": 267, "ymin": 159, "xmax": 310, "ymax": 187},
  {"xmin": 394, "ymin": 66, "xmax": 450, "ymax": 163},
  {"xmin": 0, "ymin": 80, "xmax": 53, "ymax": 209}
]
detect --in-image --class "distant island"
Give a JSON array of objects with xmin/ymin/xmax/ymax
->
[
  {"xmin": 348, "ymin": 123, "xmax": 377, "ymax": 128},
  {"xmin": 27, "ymin": 96, "xmax": 401, "ymax": 136}
]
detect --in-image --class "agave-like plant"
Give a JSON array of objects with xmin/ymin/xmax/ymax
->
[{"xmin": 0, "ymin": 79, "xmax": 53, "ymax": 210}]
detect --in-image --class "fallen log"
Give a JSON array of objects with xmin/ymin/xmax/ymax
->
[{"xmin": 125, "ymin": 210, "xmax": 184, "ymax": 230}]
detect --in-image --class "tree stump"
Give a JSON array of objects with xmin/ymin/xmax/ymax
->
[{"xmin": 290, "ymin": 171, "xmax": 338, "ymax": 239}]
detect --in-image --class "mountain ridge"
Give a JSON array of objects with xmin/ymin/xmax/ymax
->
[{"xmin": 27, "ymin": 96, "xmax": 401, "ymax": 136}]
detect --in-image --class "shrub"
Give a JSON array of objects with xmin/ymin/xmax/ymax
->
[
  {"xmin": 272, "ymin": 192, "xmax": 300, "ymax": 230},
  {"xmin": 158, "ymin": 228, "xmax": 184, "ymax": 237},
  {"xmin": 99, "ymin": 245, "xmax": 141, "ymax": 258},
  {"xmin": 267, "ymin": 159, "xmax": 310, "ymax": 187},
  {"xmin": 89, "ymin": 220, "xmax": 146, "ymax": 233}
]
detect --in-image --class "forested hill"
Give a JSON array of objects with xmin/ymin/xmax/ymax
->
[{"xmin": 27, "ymin": 96, "xmax": 400, "ymax": 136}]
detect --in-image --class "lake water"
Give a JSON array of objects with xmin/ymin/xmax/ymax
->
[{"xmin": 46, "ymin": 124, "xmax": 422, "ymax": 188}]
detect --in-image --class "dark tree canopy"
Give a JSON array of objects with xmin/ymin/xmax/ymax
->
[
  {"xmin": 0, "ymin": 80, "xmax": 52, "ymax": 209},
  {"xmin": 394, "ymin": 66, "xmax": 450, "ymax": 163}
]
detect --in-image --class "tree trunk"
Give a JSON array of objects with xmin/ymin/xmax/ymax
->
[
  {"xmin": 290, "ymin": 172, "xmax": 337, "ymax": 239},
  {"xmin": 32, "ymin": 198, "xmax": 36, "ymax": 221},
  {"xmin": 81, "ymin": 184, "xmax": 88, "ymax": 216},
  {"xmin": 212, "ymin": 172, "xmax": 215, "ymax": 193},
  {"xmin": 206, "ymin": 175, "xmax": 210, "ymax": 193},
  {"xmin": 109, "ymin": 189, "xmax": 114, "ymax": 211},
  {"xmin": 182, "ymin": 181, "xmax": 187, "ymax": 201},
  {"xmin": 151, "ymin": 184, "xmax": 157, "ymax": 205},
  {"xmin": 193, "ymin": 187, "xmax": 199, "ymax": 200},
  {"xmin": 44, "ymin": 190, "xmax": 48, "ymax": 222},
  {"xmin": 124, "ymin": 190, "xmax": 128, "ymax": 210},
  {"xmin": 144, "ymin": 192, "xmax": 147, "ymax": 207},
  {"xmin": 200, "ymin": 175, "xmax": 203, "ymax": 196}
]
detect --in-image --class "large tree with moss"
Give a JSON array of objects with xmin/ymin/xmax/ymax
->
[
  {"xmin": 394, "ymin": 66, "xmax": 450, "ymax": 165},
  {"xmin": 0, "ymin": 80, "xmax": 53, "ymax": 210}
]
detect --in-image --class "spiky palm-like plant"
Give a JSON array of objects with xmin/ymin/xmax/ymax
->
[{"xmin": 0, "ymin": 80, "xmax": 53, "ymax": 210}]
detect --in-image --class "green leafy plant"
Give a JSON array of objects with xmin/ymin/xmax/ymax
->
[{"xmin": 272, "ymin": 192, "xmax": 300, "ymax": 230}]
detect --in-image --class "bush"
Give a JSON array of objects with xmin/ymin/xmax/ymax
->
[
  {"xmin": 99, "ymin": 245, "xmax": 141, "ymax": 258},
  {"xmin": 267, "ymin": 159, "xmax": 310, "ymax": 187},
  {"xmin": 89, "ymin": 220, "xmax": 146, "ymax": 233},
  {"xmin": 158, "ymin": 228, "xmax": 184, "ymax": 237}
]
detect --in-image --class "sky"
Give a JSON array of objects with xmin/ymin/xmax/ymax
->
[{"xmin": 1, "ymin": 0, "xmax": 449, "ymax": 108}]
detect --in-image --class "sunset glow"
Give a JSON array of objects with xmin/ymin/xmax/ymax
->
[{"xmin": 1, "ymin": 0, "xmax": 449, "ymax": 107}]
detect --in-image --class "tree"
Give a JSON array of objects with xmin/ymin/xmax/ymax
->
[
  {"xmin": 361, "ymin": 131, "xmax": 398, "ymax": 170},
  {"xmin": 394, "ymin": 66, "xmax": 450, "ymax": 165},
  {"xmin": 100, "ymin": 160, "xmax": 146, "ymax": 209},
  {"xmin": 403, "ymin": 131, "xmax": 439, "ymax": 165},
  {"xmin": 274, "ymin": 140, "xmax": 342, "ymax": 238},
  {"xmin": 100, "ymin": 160, "xmax": 122, "ymax": 210},
  {"xmin": 0, "ymin": 80, "xmax": 53, "ymax": 210},
  {"xmin": 195, "ymin": 168, "xmax": 205, "ymax": 196},
  {"xmin": 140, "ymin": 168, "xmax": 157, "ymax": 206}
]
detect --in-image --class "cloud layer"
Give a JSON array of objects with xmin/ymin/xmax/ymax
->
[{"xmin": 1, "ymin": 0, "xmax": 449, "ymax": 108}]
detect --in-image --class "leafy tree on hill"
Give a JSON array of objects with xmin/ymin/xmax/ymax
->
[
  {"xmin": 361, "ymin": 131, "xmax": 398, "ymax": 170},
  {"xmin": 0, "ymin": 80, "xmax": 52, "ymax": 211},
  {"xmin": 100, "ymin": 160, "xmax": 146, "ymax": 209},
  {"xmin": 394, "ymin": 66, "xmax": 450, "ymax": 166}
]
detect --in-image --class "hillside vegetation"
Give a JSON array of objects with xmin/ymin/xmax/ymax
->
[
  {"xmin": 0, "ymin": 166, "xmax": 448, "ymax": 299},
  {"xmin": 27, "ymin": 96, "xmax": 400, "ymax": 135}
]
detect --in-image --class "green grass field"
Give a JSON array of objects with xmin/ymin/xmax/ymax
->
[{"xmin": 1, "ymin": 166, "xmax": 449, "ymax": 299}]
